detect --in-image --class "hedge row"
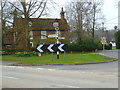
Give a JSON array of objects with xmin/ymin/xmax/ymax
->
[
  {"xmin": 15, "ymin": 52, "xmax": 37, "ymax": 57},
  {"xmin": 2, "ymin": 40, "xmax": 112, "ymax": 56},
  {"xmin": 67, "ymin": 41, "xmax": 112, "ymax": 52}
]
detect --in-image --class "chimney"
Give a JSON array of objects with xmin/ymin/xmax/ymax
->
[{"xmin": 60, "ymin": 7, "xmax": 65, "ymax": 20}]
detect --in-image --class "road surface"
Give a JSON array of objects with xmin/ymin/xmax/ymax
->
[{"xmin": 1, "ymin": 50, "xmax": 119, "ymax": 88}]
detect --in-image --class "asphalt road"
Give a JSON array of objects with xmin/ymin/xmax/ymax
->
[{"xmin": 1, "ymin": 50, "xmax": 119, "ymax": 88}]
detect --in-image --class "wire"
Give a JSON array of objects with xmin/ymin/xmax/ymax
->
[{"xmin": 105, "ymin": 16, "xmax": 120, "ymax": 22}]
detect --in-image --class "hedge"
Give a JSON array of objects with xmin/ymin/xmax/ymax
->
[
  {"xmin": 67, "ymin": 41, "xmax": 112, "ymax": 52},
  {"xmin": 105, "ymin": 43, "xmax": 112, "ymax": 50},
  {"xmin": 68, "ymin": 40, "xmax": 98, "ymax": 52},
  {"xmin": 15, "ymin": 52, "xmax": 38, "ymax": 57}
]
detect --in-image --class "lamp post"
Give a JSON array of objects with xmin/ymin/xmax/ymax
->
[{"xmin": 53, "ymin": 19, "xmax": 59, "ymax": 59}]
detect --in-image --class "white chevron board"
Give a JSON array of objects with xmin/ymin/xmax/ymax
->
[{"xmin": 37, "ymin": 44, "xmax": 68, "ymax": 52}]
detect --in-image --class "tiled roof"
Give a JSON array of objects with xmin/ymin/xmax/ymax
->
[{"xmin": 16, "ymin": 18, "xmax": 70, "ymax": 31}]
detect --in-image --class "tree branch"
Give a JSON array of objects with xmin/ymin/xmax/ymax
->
[
  {"xmin": 9, "ymin": 2, "xmax": 24, "ymax": 15},
  {"xmin": 29, "ymin": 1, "xmax": 43, "ymax": 17},
  {"xmin": 37, "ymin": 1, "xmax": 47, "ymax": 18}
]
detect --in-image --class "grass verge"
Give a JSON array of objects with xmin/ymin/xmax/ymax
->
[{"xmin": 2, "ymin": 53, "xmax": 116, "ymax": 64}]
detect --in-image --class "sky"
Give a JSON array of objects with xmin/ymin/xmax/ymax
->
[
  {"xmin": 102, "ymin": 0, "xmax": 118, "ymax": 30},
  {"xmin": 3, "ymin": 0, "xmax": 119, "ymax": 30},
  {"xmin": 42, "ymin": 0, "xmax": 119, "ymax": 30}
]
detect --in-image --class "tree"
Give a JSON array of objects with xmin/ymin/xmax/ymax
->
[
  {"xmin": 2, "ymin": 0, "xmax": 48, "ymax": 51},
  {"xmin": 65, "ymin": 0, "xmax": 104, "ymax": 42}
]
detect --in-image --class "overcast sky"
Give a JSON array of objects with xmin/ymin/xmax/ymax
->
[
  {"xmin": 103, "ymin": 0, "xmax": 118, "ymax": 30},
  {"xmin": 42, "ymin": 0, "xmax": 119, "ymax": 30},
  {"xmin": 6, "ymin": 0, "xmax": 120, "ymax": 30}
]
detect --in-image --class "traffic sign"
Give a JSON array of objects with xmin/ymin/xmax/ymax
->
[
  {"xmin": 47, "ymin": 44, "xmax": 54, "ymax": 52},
  {"xmin": 101, "ymin": 37, "xmax": 107, "ymax": 44},
  {"xmin": 37, "ymin": 44, "xmax": 68, "ymax": 53}
]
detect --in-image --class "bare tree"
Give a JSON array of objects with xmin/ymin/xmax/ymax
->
[
  {"xmin": 2, "ymin": 0, "xmax": 50, "ymax": 50},
  {"xmin": 65, "ymin": 0, "xmax": 104, "ymax": 42}
]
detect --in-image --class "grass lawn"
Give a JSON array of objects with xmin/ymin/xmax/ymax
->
[
  {"xmin": 112, "ymin": 48, "xmax": 116, "ymax": 50},
  {"xmin": 2, "ymin": 53, "xmax": 116, "ymax": 64}
]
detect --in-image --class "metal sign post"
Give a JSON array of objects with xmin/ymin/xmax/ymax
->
[{"xmin": 103, "ymin": 44, "xmax": 105, "ymax": 55}]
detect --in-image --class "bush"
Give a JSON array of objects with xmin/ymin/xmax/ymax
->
[
  {"xmin": 115, "ymin": 31, "xmax": 120, "ymax": 49},
  {"xmin": 15, "ymin": 52, "xmax": 38, "ymax": 57},
  {"xmin": 68, "ymin": 40, "xmax": 98, "ymax": 52},
  {"xmin": 45, "ymin": 38, "xmax": 56, "ymax": 44},
  {"xmin": 96, "ymin": 41, "xmax": 103, "ymax": 50},
  {"xmin": 105, "ymin": 43, "xmax": 112, "ymax": 50}
]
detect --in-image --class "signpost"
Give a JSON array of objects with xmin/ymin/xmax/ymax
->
[
  {"xmin": 101, "ymin": 37, "xmax": 107, "ymax": 55},
  {"xmin": 37, "ymin": 19, "xmax": 67, "ymax": 60}
]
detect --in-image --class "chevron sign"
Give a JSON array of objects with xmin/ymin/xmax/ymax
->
[{"xmin": 37, "ymin": 44, "xmax": 68, "ymax": 53}]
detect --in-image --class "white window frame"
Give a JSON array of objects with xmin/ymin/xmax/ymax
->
[
  {"xmin": 41, "ymin": 31, "xmax": 47, "ymax": 39},
  {"xmin": 30, "ymin": 42, "xmax": 33, "ymax": 47},
  {"xmin": 29, "ymin": 31, "xmax": 33, "ymax": 40}
]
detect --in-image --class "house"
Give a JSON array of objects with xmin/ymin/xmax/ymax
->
[{"xmin": 3, "ymin": 8, "xmax": 70, "ymax": 49}]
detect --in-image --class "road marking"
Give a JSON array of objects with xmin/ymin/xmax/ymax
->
[
  {"xmin": 2, "ymin": 76, "xmax": 19, "ymax": 79},
  {"xmin": 36, "ymin": 68, "xmax": 45, "ymax": 70},
  {"xmin": 52, "ymin": 84, "xmax": 80, "ymax": 88},
  {"xmin": 17, "ymin": 66, "xmax": 24, "ymax": 69},
  {"xmin": 48, "ymin": 69, "xmax": 56, "ymax": 71},
  {"xmin": 3, "ymin": 66, "xmax": 16, "ymax": 68}
]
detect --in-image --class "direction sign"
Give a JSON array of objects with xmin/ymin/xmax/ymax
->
[
  {"xmin": 37, "ymin": 44, "xmax": 68, "ymax": 53},
  {"xmin": 101, "ymin": 37, "xmax": 107, "ymax": 44}
]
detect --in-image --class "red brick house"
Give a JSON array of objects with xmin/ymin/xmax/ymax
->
[{"xmin": 3, "ymin": 8, "xmax": 69, "ymax": 49}]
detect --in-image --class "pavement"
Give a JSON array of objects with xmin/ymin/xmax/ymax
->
[{"xmin": 1, "ymin": 50, "xmax": 119, "ymax": 88}]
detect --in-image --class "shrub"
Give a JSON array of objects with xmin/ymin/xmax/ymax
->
[
  {"xmin": 46, "ymin": 38, "xmax": 56, "ymax": 44},
  {"xmin": 105, "ymin": 43, "xmax": 112, "ymax": 50},
  {"xmin": 15, "ymin": 52, "xmax": 38, "ymax": 57},
  {"xmin": 115, "ymin": 31, "xmax": 120, "ymax": 49},
  {"xmin": 68, "ymin": 40, "xmax": 98, "ymax": 52},
  {"xmin": 96, "ymin": 41, "xmax": 103, "ymax": 50}
]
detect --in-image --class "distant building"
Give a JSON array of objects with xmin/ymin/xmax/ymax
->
[
  {"xmin": 118, "ymin": 1, "xmax": 120, "ymax": 29},
  {"xmin": 3, "ymin": 8, "xmax": 70, "ymax": 49}
]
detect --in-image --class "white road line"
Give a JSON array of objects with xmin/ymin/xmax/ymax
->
[
  {"xmin": 48, "ymin": 69, "xmax": 56, "ymax": 71},
  {"xmin": 3, "ymin": 66, "xmax": 16, "ymax": 68},
  {"xmin": 52, "ymin": 84, "xmax": 80, "ymax": 88},
  {"xmin": 17, "ymin": 66, "xmax": 24, "ymax": 69},
  {"xmin": 2, "ymin": 76, "xmax": 19, "ymax": 79},
  {"xmin": 36, "ymin": 68, "xmax": 45, "ymax": 70}
]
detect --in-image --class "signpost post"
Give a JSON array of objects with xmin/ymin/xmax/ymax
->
[{"xmin": 53, "ymin": 19, "xmax": 60, "ymax": 59}]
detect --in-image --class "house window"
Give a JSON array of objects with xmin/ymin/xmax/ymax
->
[
  {"xmin": 29, "ymin": 21, "xmax": 32, "ymax": 27},
  {"xmin": 41, "ymin": 31, "xmax": 47, "ymax": 39},
  {"xmin": 30, "ymin": 42, "xmax": 33, "ymax": 47},
  {"xmin": 29, "ymin": 31, "xmax": 33, "ymax": 40}
]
